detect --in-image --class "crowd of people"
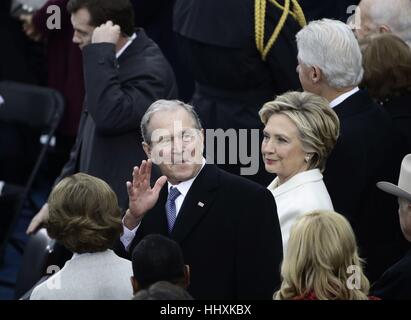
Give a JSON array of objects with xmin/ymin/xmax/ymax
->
[{"xmin": 0, "ymin": 0, "xmax": 410, "ymax": 300}]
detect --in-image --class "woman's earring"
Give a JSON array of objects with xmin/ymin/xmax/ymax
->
[{"xmin": 304, "ymin": 155, "xmax": 311, "ymax": 163}]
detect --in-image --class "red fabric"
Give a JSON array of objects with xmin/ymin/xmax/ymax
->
[
  {"xmin": 292, "ymin": 291, "xmax": 318, "ymax": 300},
  {"xmin": 32, "ymin": 0, "xmax": 84, "ymax": 137},
  {"xmin": 292, "ymin": 291, "xmax": 381, "ymax": 300}
]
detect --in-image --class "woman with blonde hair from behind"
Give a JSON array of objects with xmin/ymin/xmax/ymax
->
[{"xmin": 274, "ymin": 210, "xmax": 378, "ymax": 300}]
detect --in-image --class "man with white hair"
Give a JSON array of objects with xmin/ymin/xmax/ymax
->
[
  {"xmin": 295, "ymin": 18, "xmax": 408, "ymax": 282},
  {"xmin": 372, "ymin": 154, "xmax": 411, "ymax": 299},
  {"xmin": 356, "ymin": 0, "xmax": 411, "ymax": 46}
]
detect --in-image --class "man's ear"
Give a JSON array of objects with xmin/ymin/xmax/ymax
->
[
  {"xmin": 130, "ymin": 276, "xmax": 139, "ymax": 295},
  {"xmin": 200, "ymin": 128, "xmax": 205, "ymax": 145},
  {"xmin": 311, "ymin": 66, "xmax": 323, "ymax": 84},
  {"xmin": 379, "ymin": 24, "xmax": 391, "ymax": 34},
  {"xmin": 142, "ymin": 142, "xmax": 151, "ymax": 159},
  {"xmin": 183, "ymin": 265, "xmax": 191, "ymax": 289}
]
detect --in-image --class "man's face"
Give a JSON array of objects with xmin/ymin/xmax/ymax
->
[
  {"xmin": 144, "ymin": 108, "xmax": 204, "ymax": 185},
  {"xmin": 355, "ymin": 1, "xmax": 376, "ymax": 40},
  {"xmin": 71, "ymin": 8, "xmax": 95, "ymax": 50},
  {"xmin": 398, "ymin": 198, "xmax": 411, "ymax": 242}
]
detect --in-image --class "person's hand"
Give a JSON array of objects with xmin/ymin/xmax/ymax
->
[
  {"xmin": 123, "ymin": 160, "xmax": 167, "ymax": 229},
  {"xmin": 26, "ymin": 203, "xmax": 49, "ymax": 235},
  {"xmin": 91, "ymin": 21, "xmax": 121, "ymax": 44},
  {"xmin": 19, "ymin": 14, "xmax": 42, "ymax": 41}
]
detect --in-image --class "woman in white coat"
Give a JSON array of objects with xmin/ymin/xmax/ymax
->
[{"xmin": 259, "ymin": 91, "xmax": 340, "ymax": 252}]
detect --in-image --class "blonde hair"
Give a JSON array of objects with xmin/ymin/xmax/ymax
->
[
  {"xmin": 47, "ymin": 173, "xmax": 123, "ymax": 253},
  {"xmin": 255, "ymin": 0, "xmax": 306, "ymax": 61},
  {"xmin": 259, "ymin": 91, "xmax": 339, "ymax": 172},
  {"xmin": 274, "ymin": 210, "xmax": 370, "ymax": 300}
]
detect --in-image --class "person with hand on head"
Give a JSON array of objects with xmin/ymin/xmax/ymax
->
[
  {"xmin": 120, "ymin": 99, "xmax": 283, "ymax": 300},
  {"xmin": 26, "ymin": 0, "xmax": 177, "ymax": 235}
]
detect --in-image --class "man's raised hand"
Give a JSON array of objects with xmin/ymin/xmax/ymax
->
[{"xmin": 124, "ymin": 160, "xmax": 167, "ymax": 229}]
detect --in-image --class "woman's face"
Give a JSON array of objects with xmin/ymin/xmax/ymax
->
[{"xmin": 262, "ymin": 114, "xmax": 309, "ymax": 184}]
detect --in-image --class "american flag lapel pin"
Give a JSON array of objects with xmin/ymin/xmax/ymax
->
[{"xmin": 197, "ymin": 201, "xmax": 204, "ymax": 207}]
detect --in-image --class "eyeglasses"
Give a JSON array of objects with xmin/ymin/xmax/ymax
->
[{"xmin": 151, "ymin": 129, "xmax": 199, "ymax": 147}]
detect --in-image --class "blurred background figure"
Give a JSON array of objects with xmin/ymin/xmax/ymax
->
[
  {"xmin": 259, "ymin": 91, "xmax": 339, "ymax": 252},
  {"xmin": 30, "ymin": 173, "xmax": 133, "ymax": 300},
  {"xmin": 19, "ymin": 0, "xmax": 85, "ymax": 180},
  {"xmin": 173, "ymin": 0, "xmax": 306, "ymax": 185},
  {"xmin": 20, "ymin": 0, "xmax": 84, "ymax": 159},
  {"xmin": 274, "ymin": 210, "xmax": 377, "ymax": 300},
  {"xmin": 360, "ymin": 33, "xmax": 411, "ymax": 151},
  {"xmin": 355, "ymin": 0, "xmax": 411, "ymax": 47},
  {"xmin": 0, "ymin": 0, "xmax": 45, "ymax": 84},
  {"xmin": 130, "ymin": 234, "xmax": 190, "ymax": 298},
  {"xmin": 133, "ymin": 281, "xmax": 193, "ymax": 300},
  {"xmin": 0, "ymin": 0, "xmax": 83, "ymax": 196},
  {"xmin": 0, "ymin": 0, "xmax": 48, "ymax": 188}
]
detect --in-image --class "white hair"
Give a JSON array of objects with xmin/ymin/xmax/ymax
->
[
  {"xmin": 366, "ymin": 0, "xmax": 411, "ymax": 47},
  {"xmin": 296, "ymin": 18, "xmax": 364, "ymax": 89}
]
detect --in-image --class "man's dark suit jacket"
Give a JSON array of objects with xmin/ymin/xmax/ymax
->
[
  {"xmin": 127, "ymin": 164, "xmax": 283, "ymax": 300},
  {"xmin": 371, "ymin": 249, "xmax": 411, "ymax": 299},
  {"xmin": 381, "ymin": 93, "xmax": 411, "ymax": 153},
  {"xmin": 300, "ymin": 0, "xmax": 359, "ymax": 22},
  {"xmin": 57, "ymin": 29, "xmax": 178, "ymax": 208},
  {"xmin": 323, "ymin": 90, "xmax": 409, "ymax": 282}
]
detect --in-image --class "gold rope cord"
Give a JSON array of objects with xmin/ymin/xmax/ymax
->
[{"xmin": 255, "ymin": 0, "xmax": 306, "ymax": 61}]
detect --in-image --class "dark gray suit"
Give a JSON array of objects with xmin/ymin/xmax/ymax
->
[
  {"xmin": 323, "ymin": 90, "xmax": 409, "ymax": 282},
  {"xmin": 57, "ymin": 29, "xmax": 178, "ymax": 208},
  {"xmin": 372, "ymin": 249, "xmax": 411, "ymax": 299}
]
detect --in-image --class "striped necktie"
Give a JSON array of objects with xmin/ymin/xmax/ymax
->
[{"xmin": 166, "ymin": 186, "xmax": 181, "ymax": 233}]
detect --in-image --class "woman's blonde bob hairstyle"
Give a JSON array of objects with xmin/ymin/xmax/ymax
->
[
  {"xmin": 259, "ymin": 91, "xmax": 340, "ymax": 172},
  {"xmin": 274, "ymin": 210, "xmax": 370, "ymax": 300},
  {"xmin": 46, "ymin": 173, "xmax": 123, "ymax": 253}
]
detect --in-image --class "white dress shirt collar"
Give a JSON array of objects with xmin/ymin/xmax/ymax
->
[
  {"xmin": 329, "ymin": 87, "xmax": 359, "ymax": 108},
  {"xmin": 167, "ymin": 158, "xmax": 206, "ymax": 196},
  {"xmin": 115, "ymin": 33, "xmax": 137, "ymax": 59},
  {"xmin": 166, "ymin": 158, "xmax": 206, "ymax": 216}
]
